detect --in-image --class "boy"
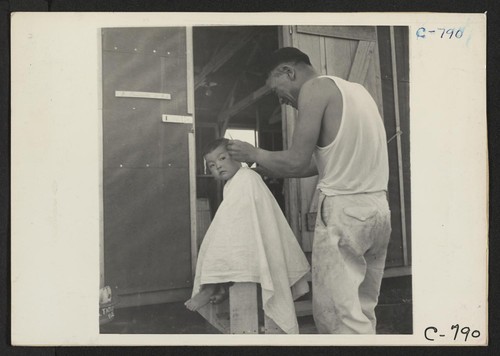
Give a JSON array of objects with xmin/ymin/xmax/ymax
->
[{"xmin": 185, "ymin": 138, "xmax": 310, "ymax": 334}]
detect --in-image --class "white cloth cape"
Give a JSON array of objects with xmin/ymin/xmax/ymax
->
[{"xmin": 192, "ymin": 167, "xmax": 310, "ymax": 334}]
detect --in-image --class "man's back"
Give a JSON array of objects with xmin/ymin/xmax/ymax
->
[{"xmin": 312, "ymin": 76, "xmax": 389, "ymax": 196}]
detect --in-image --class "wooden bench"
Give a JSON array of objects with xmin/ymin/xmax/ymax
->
[
  {"xmin": 199, "ymin": 282, "xmax": 288, "ymax": 334},
  {"xmin": 196, "ymin": 199, "xmax": 312, "ymax": 334}
]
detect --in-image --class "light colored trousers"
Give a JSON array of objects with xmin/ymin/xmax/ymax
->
[{"xmin": 312, "ymin": 191, "xmax": 392, "ymax": 334}]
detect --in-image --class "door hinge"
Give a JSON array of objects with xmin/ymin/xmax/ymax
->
[
  {"xmin": 298, "ymin": 210, "xmax": 302, "ymax": 232},
  {"xmin": 289, "ymin": 26, "xmax": 293, "ymax": 35}
]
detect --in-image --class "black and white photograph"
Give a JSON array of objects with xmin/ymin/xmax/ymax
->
[
  {"xmin": 98, "ymin": 25, "xmax": 412, "ymax": 335},
  {"xmin": 10, "ymin": 12, "xmax": 487, "ymax": 346}
]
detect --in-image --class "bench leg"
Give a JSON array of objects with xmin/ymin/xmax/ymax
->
[
  {"xmin": 264, "ymin": 314, "xmax": 285, "ymax": 334},
  {"xmin": 229, "ymin": 282, "xmax": 259, "ymax": 334}
]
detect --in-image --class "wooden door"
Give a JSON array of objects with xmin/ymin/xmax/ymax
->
[
  {"xmin": 101, "ymin": 27, "xmax": 196, "ymax": 306},
  {"xmin": 281, "ymin": 26, "xmax": 409, "ymax": 270}
]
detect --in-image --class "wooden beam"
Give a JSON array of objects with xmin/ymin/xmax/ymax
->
[
  {"xmin": 297, "ymin": 26, "xmax": 377, "ymax": 42},
  {"xmin": 348, "ymin": 40, "xmax": 375, "ymax": 84},
  {"xmin": 229, "ymin": 283, "xmax": 259, "ymax": 334},
  {"xmin": 115, "ymin": 288, "xmax": 192, "ymax": 308},
  {"xmin": 218, "ymin": 85, "xmax": 271, "ymax": 135},
  {"xmin": 217, "ymin": 80, "xmax": 239, "ymax": 136},
  {"xmin": 280, "ymin": 26, "xmax": 302, "ymax": 242},
  {"xmin": 264, "ymin": 315, "xmax": 285, "ymax": 334},
  {"xmin": 390, "ymin": 26, "xmax": 409, "ymax": 267},
  {"xmin": 188, "ymin": 132, "xmax": 198, "ymax": 276},
  {"xmin": 196, "ymin": 301, "xmax": 231, "ymax": 334},
  {"xmin": 216, "ymin": 40, "xmax": 262, "ymax": 136},
  {"xmin": 220, "ymin": 79, "xmax": 239, "ymax": 116},
  {"xmin": 384, "ymin": 265, "xmax": 412, "ymax": 278},
  {"xmin": 294, "ymin": 300, "xmax": 313, "ymax": 317},
  {"xmin": 195, "ymin": 30, "xmax": 256, "ymax": 90},
  {"xmin": 186, "ymin": 27, "xmax": 195, "ymax": 115},
  {"xmin": 281, "ymin": 104, "xmax": 302, "ymax": 243}
]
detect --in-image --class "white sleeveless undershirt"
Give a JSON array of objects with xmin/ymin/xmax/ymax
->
[{"xmin": 313, "ymin": 76, "xmax": 389, "ymax": 196}]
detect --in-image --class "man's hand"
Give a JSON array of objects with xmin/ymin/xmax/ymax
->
[{"xmin": 226, "ymin": 140, "xmax": 258, "ymax": 163}]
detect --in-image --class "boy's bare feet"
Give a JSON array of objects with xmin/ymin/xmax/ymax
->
[
  {"xmin": 185, "ymin": 284, "xmax": 217, "ymax": 311},
  {"xmin": 209, "ymin": 284, "xmax": 229, "ymax": 304}
]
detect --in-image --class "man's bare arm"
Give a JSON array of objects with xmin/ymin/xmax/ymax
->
[
  {"xmin": 228, "ymin": 78, "xmax": 332, "ymax": 177},
  {"xmin": 254, "ymin": 159, "xmax": 318, "ymax": 178}
]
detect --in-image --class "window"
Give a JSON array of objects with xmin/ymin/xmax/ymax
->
[
  {"xmin": 224, "ymin": 128, "xmax": 258, "ymax": 167},
  {"xmin": 224, "ymin": 128, "xmax": 258, "ymax": 147}
]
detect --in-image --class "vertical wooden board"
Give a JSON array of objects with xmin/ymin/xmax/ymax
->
[
  {"xmin": 295, "ymin": 33, "xmax": 322, "ymax": 70},
  {"xmin": 325, "ymin": 37, "xmax": 356, "ymax": 79},
  {"xmin": 318, "ymin": 36, "xmax": 327, "ymax": 75},
  {"xmin": 365, "ymin": 38, "xmax": 385, "ymax": 118},
  {"xmin": 160, "ymin": 44, "xmax": 188, "ymax": 116},
  {"xmin": 102, "ymin": 27, "xmax": 193, "ymax": 301},
  {"xmin": 196, "ymin": 177, "xmax": 221, "ymax": 219},
  {"xmin": 297, "ymin": 26, "xmax": 377, "ymax": 42},
  {"xmin": 229, "ymin": 283, "xmax": 259, "ymax": 334},
  {"xmin": 264, "ymin": 315, "xmax": 285, "ymax": 334},
  {"xmin": 396, "ymin": 27, "xmax": 411, "ymax": 264},
  {"xmin": 103, "ymin": 110, "xmax": 191, "ymax": 169},
  {"xmin": 103, "ymin": 167, "xmax": 192, "ymax": 294},
  {"xmin": 294, "ymin": 33, "xmax": 322, "ymax": 247},
  {"xmin": 299, "ymin": 176, "xmax": 318, "ymax": 252},
  {"xmin": 102, "ymin": 51, "xmax": 165, "ymax": 113},
  {"xmin": 283, "ymin": 107, "xmax": 301, "ymax": 242},
  {"xmin": 395, "ymin": 27, "xmax": 410, "ymax": 83},
  {"xmin": 375, "ymin": 26, "xmax": 407, "ymax": 267},
  {"xmin": 103, "ymin": 27, "xmax": 184, "ymax": 54},
  {"xmin": 363, "ymin": 55, "xmax": 383, "ymax": 117},
  {"xmin": 196, "ymin": 198, "xmax": 211, "ymax": 248},
  {"xmin": 159, "ymin": 123, "xmax": 191, "ymax": 168},
  {"xmin": 386, "ymin": 192, "xmax": 405, "ymax": 266},
  {"xmin": 189, "ymin": 132, "xmax": 197, "ymax": 275},
  {"xmin": 102, "ymin": 108, "xmax": 161, "ymax": 169},
  {"xmin": 377, "ymin": 27, "xmax": 393, "ymax": 127},
  {"xmin": 349, "ymin": 40, "xmax": 359, "ymax": 61},
  {"xmin": 380, "ymin": 38, "xmax": 404, "ymax": 267},
  {"xmin": 186, "ymin": 27, "xmax": 195, "ymax": 115},
  {"xmin": 280, "ymin": 27, "xmax": 298, "ymax": 236},
  {"xmin": 103, "ymin": 28, "xmax": 188, "ymax": 118},
  {"xmin": 348, "ymin": 41, "xmax": 375, "ymax": 84},
  {"xmin": 399, "ymin": 79, "xmax": 411, "ymax": 264},
  {"xmin": 382, "ymin": 75, "xmax": 404, "ymax": 268},
  {"xmin": 197, "ymin": 301, "xmax": 231, "ymax": 334},
  {"xmin": 287, "ymin": 178, "xmax": 302, "ymax": 243}
]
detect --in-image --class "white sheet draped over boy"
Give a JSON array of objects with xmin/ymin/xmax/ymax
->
[{"xmin": 192, "ymin": 167, "xmax": 310, "ymax": 334}]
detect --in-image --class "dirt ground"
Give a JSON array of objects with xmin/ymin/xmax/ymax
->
[{"xmin": 100, "ymin": 276, "xmax": 412, "ymax": 335}]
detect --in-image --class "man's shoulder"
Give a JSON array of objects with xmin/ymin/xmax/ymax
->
[{"xmin": 301, "ymin": 76, "xmax": 340, "ymax": 99}]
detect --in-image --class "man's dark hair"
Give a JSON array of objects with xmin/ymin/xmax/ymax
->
[
  {"xmin": 202, "ymin": 138, "xmax": 230, "ymax": 158},
  {"xmin": 265, "ymin": 47, "xmax": 312, "ymax": 75}
]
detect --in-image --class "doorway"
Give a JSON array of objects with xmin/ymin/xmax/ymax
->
[{"xmin": 192, "ymin": 26, "xmax": 285, "ymax": 218}]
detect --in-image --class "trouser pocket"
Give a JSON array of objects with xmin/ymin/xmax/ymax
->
[{"xmin": 338, "ymin": 206, "xmax": 379, "ymax": 256}]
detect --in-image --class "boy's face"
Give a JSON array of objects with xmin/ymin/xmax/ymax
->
[{"xmin": 204, "ymin": 144, "xmax": 241, "ymax": 181}]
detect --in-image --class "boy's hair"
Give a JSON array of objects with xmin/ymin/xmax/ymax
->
[{"xmin": 202, "ymin": 138, "xmax": 230, "ymax": 159}]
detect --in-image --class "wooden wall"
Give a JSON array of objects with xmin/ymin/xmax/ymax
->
[{"xmin": 377, "ymin": 27, "xmax": 411, "ymax": 267}]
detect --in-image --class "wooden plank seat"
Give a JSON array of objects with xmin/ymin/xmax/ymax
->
[{"xmin": 198, "ymin": 282, "xmax": 292, "ymax": 334}]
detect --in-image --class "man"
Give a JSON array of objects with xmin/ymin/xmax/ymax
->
[{"xmin": 227, "ymin": 47, "xmax": 391, "ymax": 334}]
